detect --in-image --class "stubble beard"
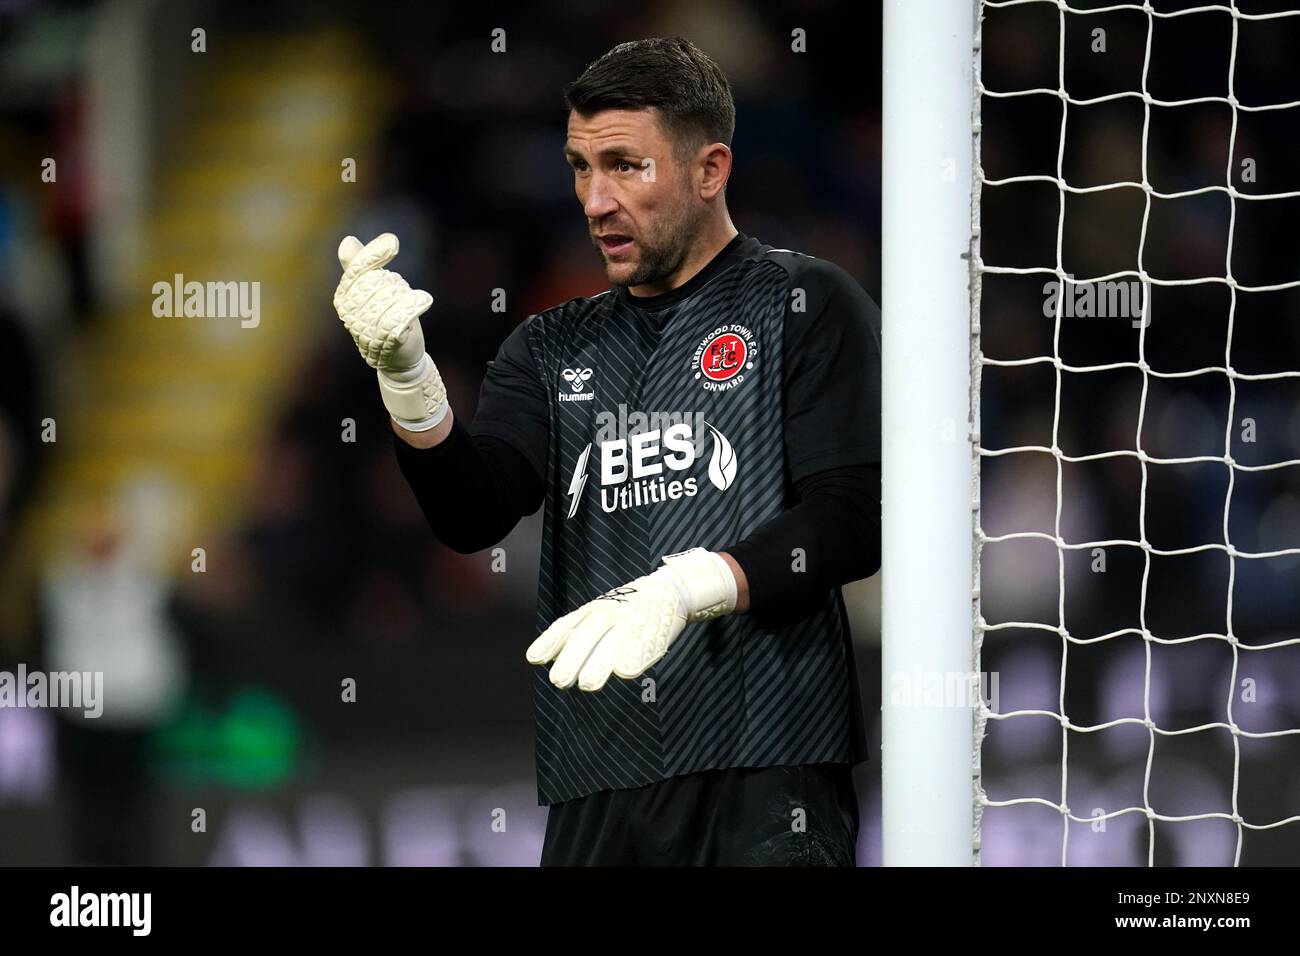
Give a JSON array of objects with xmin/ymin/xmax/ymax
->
[{"xmin": 607, "ymin": 192, "xmax": 705, "ymax": 290}]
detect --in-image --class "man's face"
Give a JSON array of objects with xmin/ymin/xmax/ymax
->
[{"xmin": 564, "ymin": 108, "xmax": 704, "ymax": 290}]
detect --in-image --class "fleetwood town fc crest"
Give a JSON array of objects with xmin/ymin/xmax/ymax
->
[{"xmin": 691, "ymin": 323, "xmax": 757, "ymax": 392}]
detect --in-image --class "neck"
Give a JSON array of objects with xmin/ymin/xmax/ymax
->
[{"xmin": 629, "ymin": 214, "xmax": 738, "ymax": 298}]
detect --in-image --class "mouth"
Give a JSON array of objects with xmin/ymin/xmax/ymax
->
[{"xmin": 596, "ymin": 234, "xmax": 634, "ymax": 257}]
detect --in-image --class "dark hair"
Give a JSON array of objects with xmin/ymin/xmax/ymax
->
[{"xmin": 563, "ymin": 37, "xmax": 735, "ymax": 161}]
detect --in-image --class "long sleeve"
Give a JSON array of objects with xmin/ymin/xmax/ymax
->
[
  {"xmin": 393, "ymin": 311, "xmax": 549, "ymax": 554},
  {"xmin": 392, "ymin": 416, "xmax": 544, "ymax": 554},
  {"xmin": 723, "ymin": 252, "xmax": 881, "ymax": 627},
  {"xmin": 726, "ymin": 462, "xmax": 880, "ymax": 627}
]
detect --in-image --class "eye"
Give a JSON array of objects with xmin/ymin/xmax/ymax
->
[
  {"xmin": 616, "ymin": 159, "xmax": 634, "ymax": 173},
  {"xmin": 571, "ymin": 158, "xmax": 589, "ymax": 173}
]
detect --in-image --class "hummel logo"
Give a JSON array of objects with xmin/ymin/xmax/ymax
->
[
  {"xmin": 561, "ymin": 368, "xmax": 593, "ymax": 392},
  {"xmin": 559, "ymin": 368, "xmax": 596, "ymax": 403}
]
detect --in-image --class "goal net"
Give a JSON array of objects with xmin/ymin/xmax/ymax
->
[{"xmin": 884, "ymin": 0, "xmax": 1300, "ymax": 865}]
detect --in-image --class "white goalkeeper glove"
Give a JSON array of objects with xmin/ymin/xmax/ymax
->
[
  {"xmin": 525, "ymin": 548, "xmax": 739, "ymax": 692},
  {"xmin": 333, "ymin": 232, "xmax": 448, "ymax": 432}
]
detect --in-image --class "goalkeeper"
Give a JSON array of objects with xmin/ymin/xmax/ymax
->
[{"xmin": 333, "ymin": 38, "xmax": 881, "ymax": 866}]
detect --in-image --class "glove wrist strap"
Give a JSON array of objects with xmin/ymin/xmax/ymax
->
[
  {"xmin": 660, "ymin": 548, "xmax": 738, "ymax": 622},
  {"xmin": 378, "ymin": 354, "xmax": 449, "ymax": 432}
]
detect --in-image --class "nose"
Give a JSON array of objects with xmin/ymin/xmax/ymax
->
[{"xmin": 583, "ymin": 172, "xmax": 619, "ymax": 222}]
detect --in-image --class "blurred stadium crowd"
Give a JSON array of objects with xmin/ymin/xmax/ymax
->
[
  {"xmin": 0, "ymin": 0, "xmax": 883, "ymax": 866},
  {"xmin": 0, "ymin": 0, "xmax": 1295, "ymax": 865}
]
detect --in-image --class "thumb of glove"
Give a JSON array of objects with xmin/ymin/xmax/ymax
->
[
  {"xmin": 337, "ymin": 233, "xmax": 400, "ymax": 282},
  {"xmin": 337, "ymin": 235, "xmax": 365, "ymax": 270}
]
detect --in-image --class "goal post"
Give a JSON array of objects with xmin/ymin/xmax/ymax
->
[{"xmin": 881, "ymin": 0, "xmax": 981, "ymax": 866}]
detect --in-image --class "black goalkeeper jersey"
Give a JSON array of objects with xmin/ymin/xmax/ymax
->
[{"xmin": 471, "ymin": 232, "xmax": 880, "ymax": 805}]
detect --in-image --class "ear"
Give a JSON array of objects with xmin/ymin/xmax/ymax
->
[{"xmin": 696, "ymin": 142, "xmax": 732, "ymax": 200}]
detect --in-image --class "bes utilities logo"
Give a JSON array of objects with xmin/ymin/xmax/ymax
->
[
  {"xmin": 565, "ymin": 417, "xmax": 737, "ymax": 518},
  {"xmin": 691, "ymin": 323, "xmax": 757, "ymax": 392}
]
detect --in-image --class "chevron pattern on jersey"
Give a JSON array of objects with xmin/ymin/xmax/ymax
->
[{"xmin": 526, "ymin": 238, "xmax": 860, "ymax": 805}]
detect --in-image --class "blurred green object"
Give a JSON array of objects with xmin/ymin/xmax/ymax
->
[{"xmin": 152, "ymin": 686, "xmax": 303, "ymax": 789}]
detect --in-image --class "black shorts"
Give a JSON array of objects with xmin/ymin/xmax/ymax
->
[{"xmin": 540, "ymin": 762, "xmax": 860, "ymax": 866}]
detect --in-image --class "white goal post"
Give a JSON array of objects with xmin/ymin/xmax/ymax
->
[{"xmin": 881, "ymin": 0, "xmax": 980, "ymax": 866}]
